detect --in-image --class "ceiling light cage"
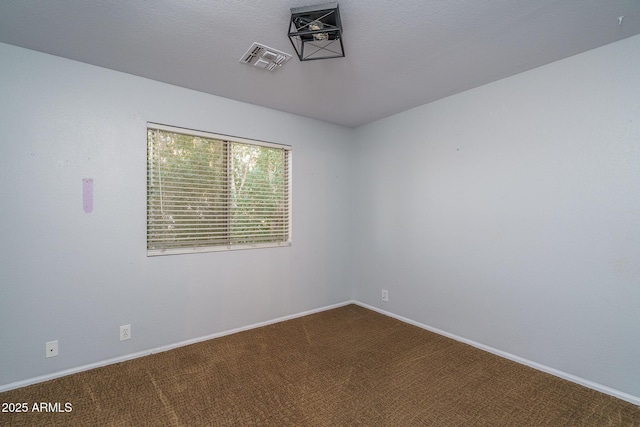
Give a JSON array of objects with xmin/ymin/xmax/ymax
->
[{"xmin": 288, "ymin": 2, "xmax": 344, "ymax": 61}]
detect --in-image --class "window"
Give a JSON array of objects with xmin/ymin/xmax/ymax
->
[{"xmin": 147, "ymin": 123, "xmax": 291, "ymax": 256}]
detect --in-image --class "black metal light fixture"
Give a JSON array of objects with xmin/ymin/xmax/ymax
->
[{"xmin": 288, "ymin": 2, "xmax": 344, "ymax": 61}]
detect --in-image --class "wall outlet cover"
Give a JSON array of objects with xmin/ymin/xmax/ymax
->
[
  {"xmin": 120, "ymin": 324, "xmax": 131, "ymax": 341},
  {"xmin": 46, "ymin": 340, "xmax": 58, "ymax": 358}
]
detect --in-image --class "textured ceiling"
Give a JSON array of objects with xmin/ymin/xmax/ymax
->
[{"xmin": 0, "ymin": 1, "xmax": 639, "ymax": 128}]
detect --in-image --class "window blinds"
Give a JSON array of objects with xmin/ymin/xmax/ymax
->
[{"xmin": 147, "ymin": 124, "xmax": 291, "ymax": 256}]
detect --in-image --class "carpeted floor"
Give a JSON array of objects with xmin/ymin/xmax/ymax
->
[{"xmin": 2, "ymin": 304, "xmax": 639, "ymax": 426}]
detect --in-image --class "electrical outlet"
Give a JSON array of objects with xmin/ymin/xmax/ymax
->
[
  {"xmin": 120, "ymin": 324, "xmax": 131, "ymax": 341},
  {"xmin": 46, "ymin": 340, "xmax": 58, "ymax": 358},
  {"xmin": 382, "ymin": 289, "xmax": 389, "ymax": 302}
]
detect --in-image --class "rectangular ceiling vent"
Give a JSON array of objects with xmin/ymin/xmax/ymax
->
[{"xmin": 239, "ymin": 42, "xmax": 292, "ymax": 72}]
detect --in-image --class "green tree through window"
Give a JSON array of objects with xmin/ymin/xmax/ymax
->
[{"xmin": 147, "ymin": 125, "xmax": 291, "ymax": 255}]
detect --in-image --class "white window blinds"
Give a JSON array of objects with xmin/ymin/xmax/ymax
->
[{"xmin": 147, "ymin": 124, "xmax": 291, "ymax": 256}]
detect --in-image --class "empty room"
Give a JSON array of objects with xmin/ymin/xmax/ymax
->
[{"xmin": 1, "ymin": 1, "xmax": 639, "ymax": 425}]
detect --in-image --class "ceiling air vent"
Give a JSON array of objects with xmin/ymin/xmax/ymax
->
[{"xmin": 239, "ymin": 42, "xmax": 292, "ymax": 72}]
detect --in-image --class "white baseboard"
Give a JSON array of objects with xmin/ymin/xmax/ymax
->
[
  {"xmin": 354, "ymin": 301, "xmax": 640, "ymax": 407},
  {"xmin": 0, "ymin": 301, "xmax": 352, "ymax": 393}
]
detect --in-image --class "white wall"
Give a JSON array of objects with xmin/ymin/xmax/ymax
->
[
  {"xmin": 0, "ymin": 42, "xmax": 354, "ymax": 388},
  {"xmin": 354, "ymin": 35, "xmax": 640, "ymax": 400}
]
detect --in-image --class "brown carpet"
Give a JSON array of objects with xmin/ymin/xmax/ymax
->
[{"xmin": 2, "ymin": 304, "xmax": 639, "ymax": 426}]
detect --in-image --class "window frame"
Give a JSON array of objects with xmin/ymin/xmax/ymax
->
[{"xmin": 146, "ymin": 123, "xmax": 292, "ymax": 256}]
